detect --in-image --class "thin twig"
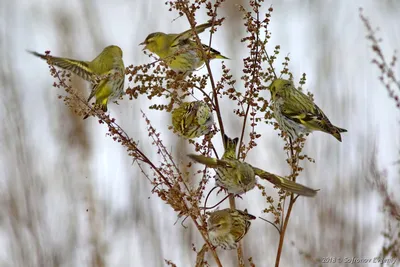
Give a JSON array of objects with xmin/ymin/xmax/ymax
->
[
  {"xmin": 258, "ymin": 217, "xmax": 281, "ymax": 234},
  {"xmin": 202, "ymin": 194, "xmax": 230, "ymax": 211}
]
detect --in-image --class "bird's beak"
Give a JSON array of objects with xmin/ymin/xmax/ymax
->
[{"xmin": 139, "ymin": 41, "xmax": 147, "ymax": 51}]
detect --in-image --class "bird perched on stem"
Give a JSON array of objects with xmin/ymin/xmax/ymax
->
[
  {"xmin": 171, "ymin": 101, "xmax": 214, "ymax": 138},
  {"xmin": 139, "ymin": 22, "xmax": 228, "ymax": 74},
  {"xmin": 188, "ymin": 134, "xmax": 318, "ymax": 197},
  {"xmin": 269, "ymin": 78, "xmax": 347, "ymax": 142},
  {"xmin": 207, "ymin": 208, "xmax": 256, "ymax": 250},
  {"xmin": 28, "ymin": 45, "xmax": 125, "ymax": 119}
]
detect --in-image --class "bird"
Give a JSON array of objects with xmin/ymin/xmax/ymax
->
[
  {"xmin": 139, "ymin": 22, "xmax": 228, "ymax": 74},
  {"xmin": 188, "ymin": 134, "xmax": 318, "ymax": 197},
  {"xmin": 171, "ymin": 101, "xmax": 214, "ymax": 138},
  {"xmin": 269, "ymin": 78, "xmax": 347, "ymax": 141},
  {"xmin": 28, "ymin": 45, "xmax": 125, "ymax": 119},
  {"xmin": 207, "ymin": 208, "xmax": 256, "ymax": 250}
]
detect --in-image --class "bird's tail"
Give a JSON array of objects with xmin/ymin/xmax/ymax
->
[
  {"xmin": 201, "ymin": 45, "xmax": 229, "ymax": 60},
  {"xmin": 214, "ymin": 54, "xmax": 229, "ymax": 60},
  {"xmin": 222, "ymin": 134, "xmax": 239, "ymax": 158},
  {"xmin": 27, "ymin": 50, "xmax": 48, "ymax": 60},
  {"xmin": 83, "ymin": 98, "xmax": 108, "ymax": 120},
  {"xmin": 331, "ymin": 126, "xmax": 347, "ymax": 142},
  {"xmin": 253, "ymin": 167, "xmax": 318, "ymax": 197},
  {"xmin": 240, "ymin": 209, "xmax": 256, "ymax": 220},
  {"xmin": 96, "ymin": 97, "xmax": 108, "ymax": 113}
]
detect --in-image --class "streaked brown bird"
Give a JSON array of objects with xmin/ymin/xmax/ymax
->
[
  {"xmin": 207, "ymin": 208, "xmax": 256, "ymax": 250},
  {"xmin": 269, "ymin": 78, "xmax": 347, "ymax": 141},
  {"xmin": 188, "ymin": 134, "xmax": 318, "ymax": 197}
]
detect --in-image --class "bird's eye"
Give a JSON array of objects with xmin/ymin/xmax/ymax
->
[{"xmin": 216, "ymin": 224, "xmax": 222, "ymax": 228}]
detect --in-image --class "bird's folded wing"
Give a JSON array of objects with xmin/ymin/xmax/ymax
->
[
  {"xmin": 281, "ymin": 92, "xmax": 328, "ymax": 124},
  {"xmin": 172, "ymin": 22, "xmax": 212, "ymax": 46},
  {"xmin": 201, "ymin": 44, "xmax": 229, "ymax": 59},
  {"xmin": 183, "ymin": 104, "xmax": 196, "ymax": 129},
  {"xmin": 253, "ymin": 167, "xmax": 318, "ymax": 197}
]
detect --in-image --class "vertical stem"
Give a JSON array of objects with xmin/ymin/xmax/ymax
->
[
  {"xmin": 274, "ymin": 194, "xmax": 295, "ymax": 267},
  {"xmin": 229, "ymin": 195, "xmax": 245, "ymax": 267},
  {"xmin": 191, "ymin": 215, "xmax": 223, "ymax": 267},
  {"xmin": 275, "ymin": 138, "xmax": 297, "ymax": 267},
  {"xmin": 182, "ymin": 9, "xmax": 225, "ymax": 144}
]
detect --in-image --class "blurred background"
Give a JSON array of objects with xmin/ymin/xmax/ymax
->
[{"xmin": 1, "ymin": 0, "xmax": 399, "ymax": 266}]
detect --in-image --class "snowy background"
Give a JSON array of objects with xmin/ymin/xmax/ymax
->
[{"xmin": 1, "ymin": 0, "xmax": 399, "ymax": 266}]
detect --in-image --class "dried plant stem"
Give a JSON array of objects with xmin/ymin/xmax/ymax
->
[
  {"xmin": 228, "ymin": 195, "xmax": 245, "ymax": 267},
  {"xmin": 191, "ymin": 214, "xmax": 223, "ymax": 267},
  {"xmin": 275, "ymin": 139, "xmax": 297, "ymax": 267},
  {"xmin": 182, "ymin": 8, "xmax": 226, "ymax": 143},
  {"xmin": 274, "ymin": 194, "xmax": 295, "ymax": 267}
]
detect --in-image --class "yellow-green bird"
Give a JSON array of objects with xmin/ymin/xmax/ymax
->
[
  {"xmin": 269, "ymin": 78, "xmax": 347, "ymax": 141},
  {"xmin": 139, "ymin": 22, "xmax": 228, "ymax": 74},
  {"xmin": 28, "ymin": 45, "xmax": 125, "ymax": 119},
  {"xmin": 207, "ymin": 208, "xmax": 256, "ymax": 250},
  {"xmin": 188, "ymin": 134, "xmax": 318, "ymax": 197},
  {"xmin": 171, "ymin": 101, "xmax": 214, "ymax": 138}
]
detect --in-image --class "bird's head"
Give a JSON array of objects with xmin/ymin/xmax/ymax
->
[
  {"xmin": 139, "ymin": 32, "xmax": 166, "ymax": 54},
  {"xmin": 269, "ymin": 78, "xmax": 293, "ymax": 99},
  {"xmin": 207, "ymin": 210, "xmax": 231, "ymax": 237},
  {"xmin": 103, "ymin": 45, "xmax": 123, "ymax": 57}
]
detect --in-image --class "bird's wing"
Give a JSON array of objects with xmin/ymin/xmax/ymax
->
[
  {"xmin": 171, "ymin": 22, "xmax": 212, "ymax": 46},
  {"xmin": 187, "ymin": 154, "xmax": 232, "ymax": 168},
  {"xmin": 231, "ymin": 210, "xmax": 255, "ymax": 243},
  {"xmin": 200, "ymin": 44, "xmax": 229, "ymax": 59},
  {"xmin": 280, "ymin": 90, "xmax": 331, "ymax": 127},
  {"xmin": 252, "ymin": 167, "xmax": 318, "ymax": 197},
  {"xmin": 182, "ymin": 103, "xmax": 196, "ymax": 129},
  {"xmin": 27, "ymin": 50, "xmax": 93, "ymax": 81}
]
